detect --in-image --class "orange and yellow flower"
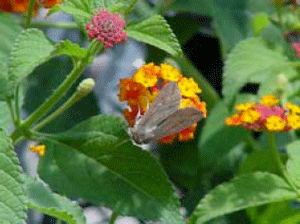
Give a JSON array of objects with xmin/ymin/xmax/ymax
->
[
  {"xmin": 119, "ymin": 63, "xmax": 207, "ymax": 144},
  {"xmin": 0, "ymin": 0, "xmax": 61, "ymax": 14},
  {"xmin": 226, "ymin": 95, "xmax": 300, "ymax": 132}
]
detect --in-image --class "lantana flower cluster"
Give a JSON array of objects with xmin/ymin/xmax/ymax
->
[
  {"xmin": 226, "ymin": 95, "xmax": 300, "ymax": 132},
  {"xmin": 119, "ymin": 63, "xmax": 207, "ymax": 144},
  {"xmin": 86, "ymin": 10, "xmax": 127, "ymax": 48},
  {"xmin": 0, "ymin": 0, "xmax": 61, "ymax": 14}
]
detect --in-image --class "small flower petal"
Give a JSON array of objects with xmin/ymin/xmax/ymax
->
[
  {"xmin": 160, "ymin": 63, "xmax": 182, "ymax": 82},
  {"xmin": 30, "ymin": 145, "xmax": 46, "ymax": 157},
  {"xmin": 259, "ymin": 95, "xmax": 279, "ymax": 107},
  {"xmin": 133, "ymin": 63, "xmax": 160, "ymax": 87},
  {"xmin": 178, "ymin": 77, "xmax": 202, "ymax": 98}
]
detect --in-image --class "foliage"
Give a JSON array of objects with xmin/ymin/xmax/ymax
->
[{"xmin": 2, "ymin": 0, "xmax": 300, "ymax": 223}]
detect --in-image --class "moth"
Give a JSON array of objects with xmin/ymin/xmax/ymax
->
[{"xmin": 129, "ymin": 81, "xmax": 203, "ymax": 144}]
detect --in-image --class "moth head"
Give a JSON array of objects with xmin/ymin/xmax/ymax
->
[{"xmin": 128, "ymin": 126, "xmax": 152, "ymax": 145}]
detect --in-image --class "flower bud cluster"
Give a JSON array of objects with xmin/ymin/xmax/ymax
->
[{"xmin": 86, "ymin": 10, "xmax": 127, "ymax": 48}]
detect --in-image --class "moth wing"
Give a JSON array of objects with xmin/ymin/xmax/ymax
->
[
  {"xmin": 153, "ymin": 107, "xmax": 203, "ymax": 140},
  {"xmin": 136, "ymin": 81, "xmax": 181, "ymax": 128}
]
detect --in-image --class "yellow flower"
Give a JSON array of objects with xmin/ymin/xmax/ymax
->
[
  {"xmin": 265, "ymin": 115, "xmax": 286, "ymax": 131},
  {"xmin": 180, "ymin": 98, "xmax": 193, "ymax": 108},
  {"xmin": 285, "ymin": 103, "xmax": 300, "ymax": 114},
  {"xmin": 259, "ymin": 95, "xmax": 279, "ymax": 107},
  {"xmin": 178, "ymin": 77, "xmax": 201, "ymax": 98},
  {"xmin": 235, "ymin": 102, "xmax": 255, "ymax": 111},
  {"xmin": 160, "ymin": 63, "xmax": 181, "ymax": 81},
  {"xmin": 241, "ymin": 110, "xmax": 261, "ymax": 124},
  {"xmin": 133, "ymin": 63, "xmax": 160, "ymax": 87},
  {"xmin": 287, "ymin": 114, "xmax": 300, "ymax": 130},
  {"xmin": 29, "ymin": 145, "xmax": 46, "ymax": 157}
]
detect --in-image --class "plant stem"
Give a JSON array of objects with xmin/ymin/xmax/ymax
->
[
  {"xmin": 20, "ymin": 20, "xmax": 79, "ymax": 30},
  {"xmin": 33, "ymin": 86, "xmax": 89, "ymax": 131},
  {"xmin": 268, "ymin": 133, "xmax": 285, "ymax": 176},
  {"xmin": 14, "ymin": 85, "xmax": 21, "ymax": 126},
  {"xmin": 109, "ymin": 211, "xmax": 119, "ymax": 224},
  {"xmin": 244, "ymin": 133, "xmax": 261, "ymax": 152},
  {"xmin": 10, "ymin": 40, "xmax": 102, "ymax": 143},
  {"xmin": 267, "ymin": 133, "xmax": 300, "ymax": 196},
  {"xmin": 174, "ymin": 54, "xmax": 220, "ymax": 111},
  {"xmin": 6, "ymin": 98, "xmax": 16, "ymax": 125},
  {"xmin": 25, "ymin": 0, "xmax": 36, "ymax": 28}
]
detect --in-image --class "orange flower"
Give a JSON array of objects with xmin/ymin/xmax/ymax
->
[
  {"xmin": 119, "ymin": 63, "xmax": 206, "ymax": 144},
  {"xmin": 119, "ymin": 79, "xmax": 147, "ymax": 102},
  {"xmin": 0, "ymin": 0, "xmax": 61, "ymax": 14},
  {"xmin": 0, "ymin": 0, "xmax": 13, "ymax": 12},
  {"xmin": 225, "ymin": 114, "xmax": 242, "ymax": 126},
  {"xmin": 133, "ymin": 63, "xmax": 160, "ymax": 87},
  {"xmin": 178, "ymin": 124, "xmax": 197, "ymax": 141},
  {"xmin": 43, "ymin": 0, "xmax": 61, "ymax": 8}
]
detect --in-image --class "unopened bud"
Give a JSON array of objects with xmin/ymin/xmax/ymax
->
[
  {"xmin": 77, "ymin": 78, "xmax": 96, "ymax": 97},
  {"xmin": 277, "ymin": 73, "xmax": 288, "ymax": 90}
]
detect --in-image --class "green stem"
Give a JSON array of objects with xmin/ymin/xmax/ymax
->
[
  {"xmin": 268, "ymin": 133, "xmax": 285, "ymax": 175},
  {"xmin": 33, "ymin": 85, "xmax": 90, "ymax": 131},
  {"xmin": 109, "ymin": 211, "xmax": 119, "ymax": 224},
  {"xmin": 25, "ymin": 0, "xmax": 36, "ymax": 28},
  {"xmin": 6, "ymin": 98, "xmax": 16, "ymax": 126},
  {"xmin": 174, "ymin": 54, "xmax": 220, "ymax": 110},
  {"xmin": 20, "ymin": 20, "xmax": 79, "ymax": 30},
  {"xmin": 267, "ymin": 133, "xmax": 300, "ymax": 197},
  {"xmin": 10, "ymin": 40, "xmax": 102, "ymax": 143},
  {"xmin": 244, "ymin": 133, "xmax": 261, "ymax": 152},
  {"xmin": 14, "ymin": 86, "xmax": 21, "ymax": 126}
]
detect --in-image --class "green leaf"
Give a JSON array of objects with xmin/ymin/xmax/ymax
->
[
  {"xmin": 223, "ymin": 37, "xmax": 297, "ymax": 103},
  {"xmin": 0, "ymin": 130, "xmax": 26, "ymax": 223},
  {"xmin": 238, "ymin": 151, "xmax": 280, "ymax": 176},
  {"xmin": 23, "ymin": 56, "xmax": 100, "ymax": 133},
  {"xmin": 9, "ymin": 28, "xmax": 55, "ymax": 86},
  {"xmin": 204, "ymin": 0, "xmax": 248, "ymax": 55},
  {"xmin": 99, "ymin": 0, "xmax": 137, "ymax": 14},
  {"xmin": 0, "ymin": 13, "xmax": 22, "ymax": 60},
  {"xmin": 251, "ymin": 12, "xmax": 271, "ymax": 37},
  {"xmin": 0, "ymin": 60, "xmax": 9, "ymax": 100},
  {"xmin": 54, "ymin": 40, "xmax": 88, "ymax": 59},
  {"xmin": 169, "ymin": 0, "xmax": 212, "ymax": 16},
  {"xmin": 126, "ymin": 15, "xmax": 182, "ymax": 58},
  {"xmin": 118, "ymin": 0, "xmax": 138, "ymax": 14},
  {"xmin": 254, "ymin": 200, "xmax": 300, "ymax": 224},
  {"xmin": 24, "ymin": 175, "xmax": 86, "ymax": 224},
  {"xmin": 60, "ymin": 1, "xmax": 91, "ymax": 20},
  {"xmin": 0, "ymin": 101, "xmax": 13, "ymax": 134},
  {"xmin": 198, "ymin": 100, "xmax": 248, "ymax": 168},
  {"xmin": 0, "ymin": 13, "xmax": 22, "ymax": 98},
  {"xmin": 259, "ymin": 132, "xmax": 293, "ymax": 151},
  {"xmin": 190, "ymin": 172, "xmax": 298, "ymax": 224},
  {"xmin": 38, "ymin": 115, "xmax": 184, "ymax": 224},
  {"xmin": 286, "ymin": 140, "xmax": 300, "ymax": 188}
]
